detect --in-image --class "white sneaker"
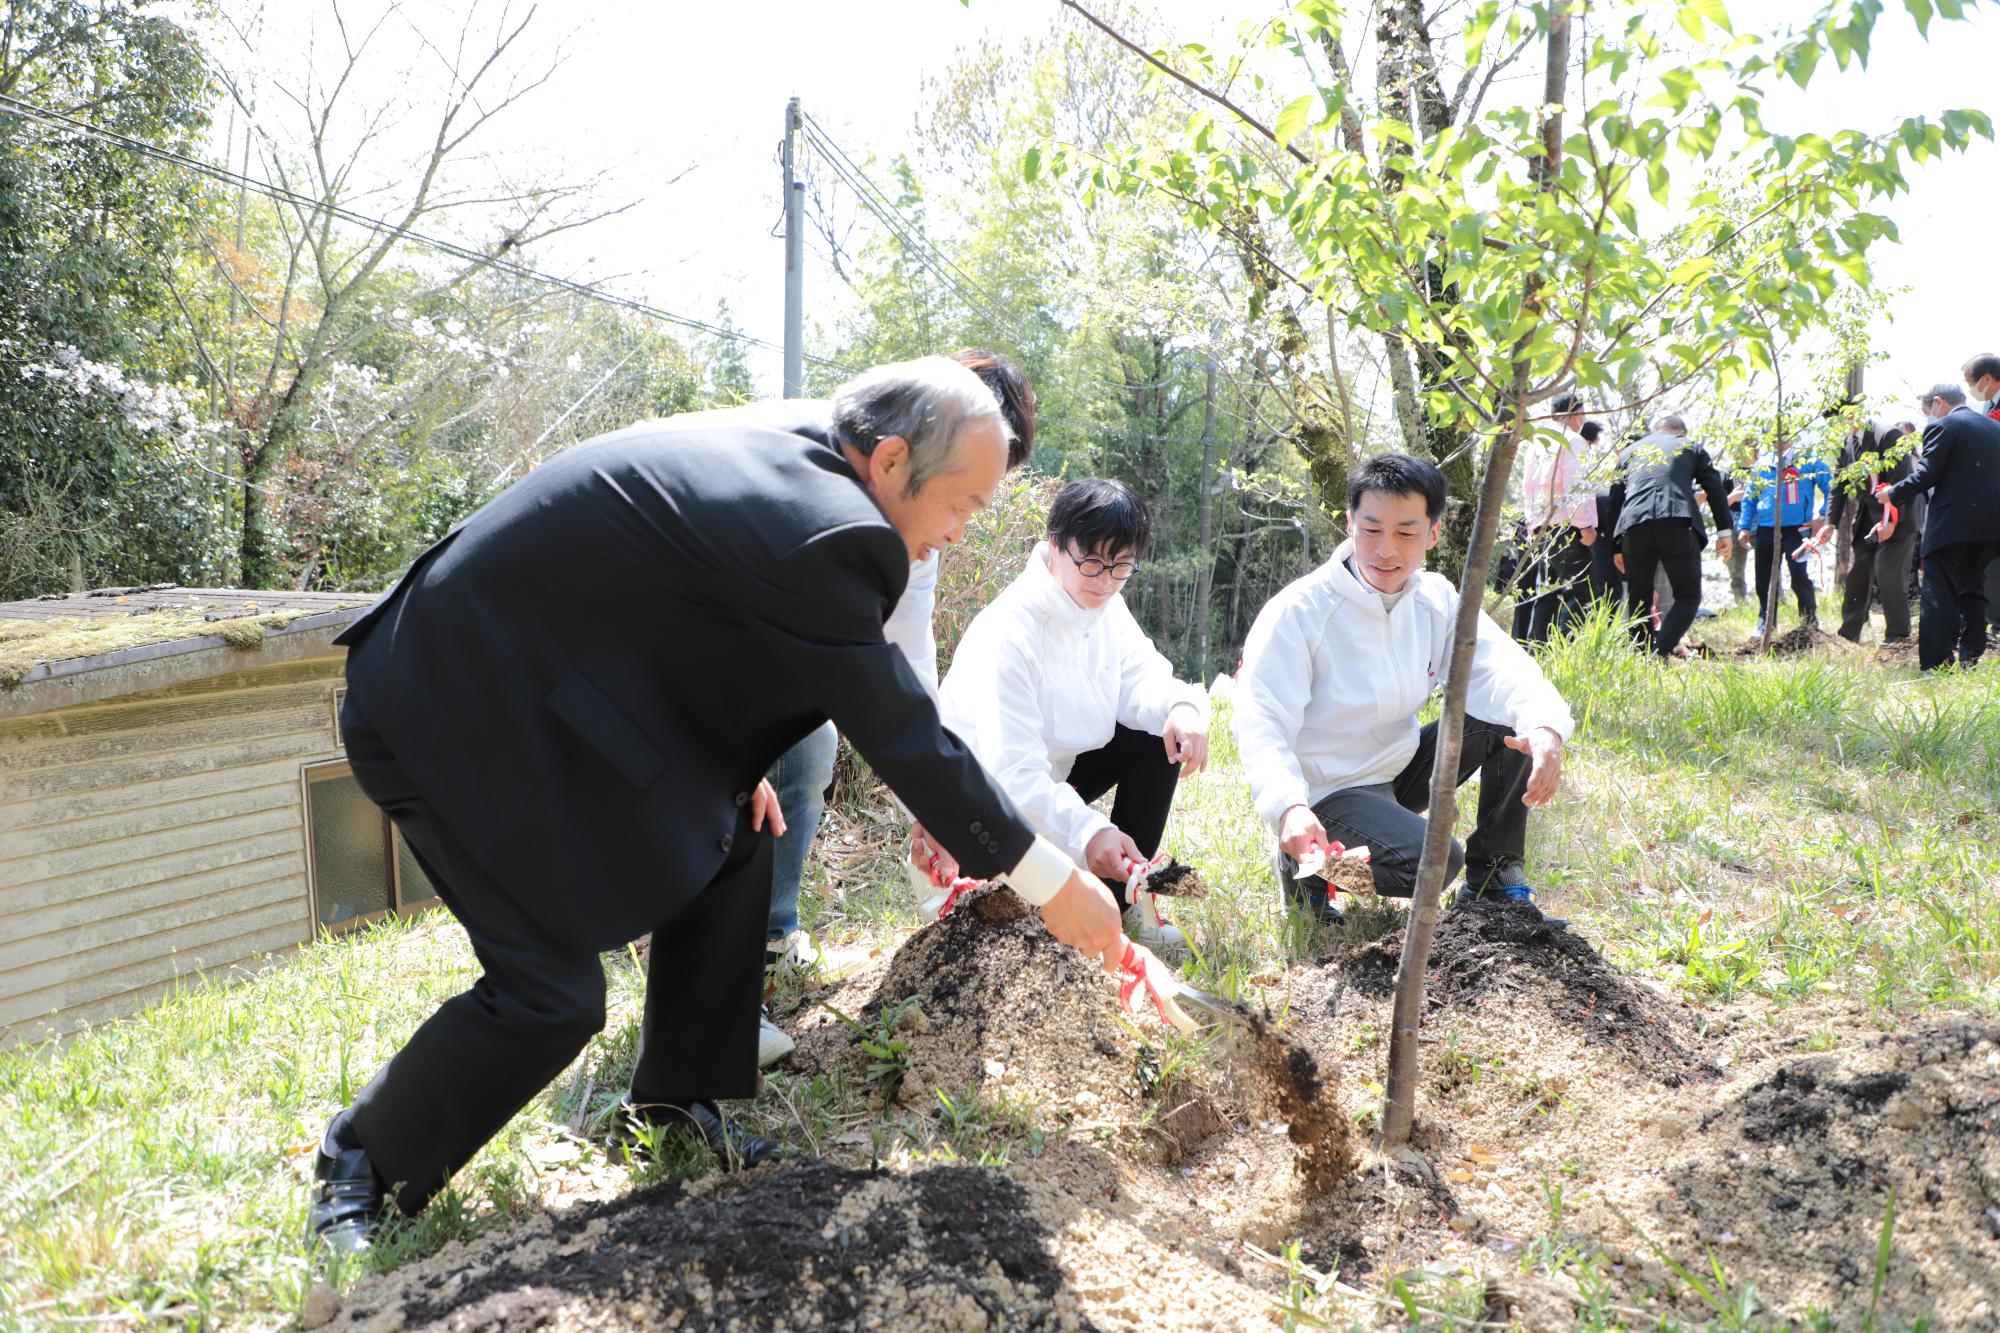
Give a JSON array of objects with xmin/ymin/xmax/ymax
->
[
  {"xmin": 757, "ymin": 1009, "xmax": 795, "ymax": 1068},
  {"xmin": 1125, "ymin": 888, "xmax": 1185, "ymax": 950},
  {"xmin": 768, "ymin": 929, "xmax": 822, "ymax": 976}
]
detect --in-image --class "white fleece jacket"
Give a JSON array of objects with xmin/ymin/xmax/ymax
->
[
  {"xmin": 1234, "ymin": 540, "xmax": 1575, "ymax": 829},
  {"xmin": 885, "ymin": 550, "xmax": 940, "ymax": 696},
  {"xmin": 939, "ymin": 541, "xmax": 1207, "ymax": 863}
]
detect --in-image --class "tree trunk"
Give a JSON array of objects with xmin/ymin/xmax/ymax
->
[
  {"xmin": 1379, "ymin": 0, "xmax": 1571, "ymax": 1150},
  {"xmin": 1194, "ymin": 347, "xmax": 1220, "ymax": 680}
]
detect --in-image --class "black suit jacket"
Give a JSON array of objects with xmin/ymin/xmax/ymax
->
[
  {"xmin": 334, "ymin": 401, "xmax": 1035, "ymax": 952},
  {"xmin": 1827, "ymin": 426, "xmax": 1914, "ymax": 542},
  {"xmin": 1887, "ymin": 406, "xmax": 2000, "ymax": 556},
  {"xmin": 1605, "ymin": 432, "xmax": 1733, "ymax": 543}
]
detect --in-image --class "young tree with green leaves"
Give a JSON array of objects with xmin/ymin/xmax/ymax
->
[{"xmin": 1052, "ymin": 0, "xmax": 1993, "ymax": 1149}]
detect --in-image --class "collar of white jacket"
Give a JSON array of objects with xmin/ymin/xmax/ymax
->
[{"xmin": 1024, "ymin": 538, "xmax": 1121, "ymax": 626}]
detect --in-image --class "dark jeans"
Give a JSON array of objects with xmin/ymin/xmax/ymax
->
[
  {"xmin": 1752, "ymin": 525, "xmax": 1817, "ymax": 627},
  {"xmin": 1837, "ymin": 529, "xmax": 1915, "ymax": 644},
  {"xmin": 1276, "ymin": 716, "xmax": 1531, "ymax": 911},
  {"xmin": 1919, "ymin": 540, "xmax": 2000, "ymax": 670},
  {"xmin": 1515, "ymin": 527, "xmax": 1593, "ymax": 644},
  {"xmin": 1067, "ymin": 723, "xmax": 1180, "ymax": 908},
  {"xmin": 331, "ymin": 702, "xmax": 770, "ymax": 1215},
  {"xmin": 1621, "ymin": 518, "xmax": 1702, "ymax": 657}
]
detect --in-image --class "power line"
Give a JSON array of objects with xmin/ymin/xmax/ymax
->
[{"xmin": 0, "ymin": 91, "xmax": 858, "ymax": 373}]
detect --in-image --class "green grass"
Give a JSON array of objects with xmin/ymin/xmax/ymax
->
[{"xmin": 2, "ymin": 591, "xmax": 1996, "ymax": 1328}]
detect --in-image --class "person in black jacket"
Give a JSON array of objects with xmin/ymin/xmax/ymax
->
[
  {"xmin": 1605, "ymin": 415, "xmax": 1736, "ymax": 657},
  {"xmin": 1827, "ymin": 422, "xmax": 1917, "ymax": 644},
  {"xmin": 1882, "ymin": 383, "xmax": 2000, "ymax": 669},
  {"xmin": 305, "ymin": 358, "xmax": 1127, "ymax": 1253},
  {"xmin": 1581, "ymin": 422, "xmax": 1623, "ymax": 607}
]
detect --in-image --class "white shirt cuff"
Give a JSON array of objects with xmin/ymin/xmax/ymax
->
[{"xmin": 999, "ymin": 834, "xmax": 1074, "ymax": 907}]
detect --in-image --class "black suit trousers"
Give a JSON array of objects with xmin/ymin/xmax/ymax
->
[
  {"xmin": 1919, "ymin": 540, "xmax": 2000, "ymax": 670},
  {"xmin": 1517, "ymin": 528, "xmax": 1593, "ymax": 645},
  {"xmin": 1620, "ymin": 518, "xmax": 1702, "ymax": 657},
  {"xmin": 1065, "ymin": 723, "xmax": 1181, "ymax": 907},
  {"xmin": 333, "ymin": 700, "xmax": 768, "ymax": 1215},
  {"xmin": 1837, "ymin": 529, "xmax": 1914, "ymax": 644}
]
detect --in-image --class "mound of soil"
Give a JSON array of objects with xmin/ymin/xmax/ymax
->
[
  {"xmin": 1142, "ymin": 860, "xmax": 1207, "ymax": 899},
  {"xmin": 324, "ymin": 1162, "xmax": 1087, "ymax": 1332},
  {"xmin": 1633, "ymin": 1020, "xmax": 2000, "ymax": 1327},
  {"xmin": 1334, "ymin": 900, "xmax": 1716, "ymax": 1086},
  {"xmin": 1736, "ymin": 624, "xmax": 1850, "ymax": 657}
]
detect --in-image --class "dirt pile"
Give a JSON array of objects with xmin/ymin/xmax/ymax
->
[
  {"xmin": 1332, "ymin": 900, "xmax": 1716, "ymax": 1086},
  {"xmin": 1735, "ymin": 624, "xmax": 1852, "ymax": 657},
  {"xmin": 323, "ymin": 1162, "xmax": 1087, "ymax": 1332},
  {"xmin": 1628, "ymin": 1019, "xmax": 2000, "ymax": 1327}
]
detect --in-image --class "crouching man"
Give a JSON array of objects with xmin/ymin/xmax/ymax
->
[
  {"xmin": 307, "ymin": 358, "xmax": 1125, "ymax": 1255},
  {"xmin": 1233, "ymin": 454, "xmax": 1575, "ymax": 924},
  {"xmin": 937, "ymin": 479, "xmax": 1208, "ymax": 950}
]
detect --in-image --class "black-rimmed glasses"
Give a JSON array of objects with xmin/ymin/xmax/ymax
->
[{"xmin": 1065, "ymin": 550, "xmax": 1141, "ymax": 581}]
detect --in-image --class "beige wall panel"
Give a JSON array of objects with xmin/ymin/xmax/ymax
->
[
  {"xmin": 0, "ymin": 867, "xmax": 300, "ymax": 976},
  {"xmin": 0, "ymin": 677, "xmax": 339, "ymax": 748},
  {"xmin": 0, "ymin": 780, "xmax": 297, "ymax": 862},
  {"xmin": 0, "ymin": 804, "xmax": 301, "ymax": 889},
  {"xmin": 0, "ymin": 829, "xmax": 300, "ymax": 918},
  {"xmin": 0, "ymin": 702, "xmax": 333, "ymax": 777},
  {"xmin": 0, "ymin": 757, "xmax": 309, "ymax": 836},
  {"xmin": 0, "ymin": 897, "xmax": 309, "ymax": 1030},
  {"xmin": 0, "ymin": 731, "xmax": 333, "ymax": 803}
]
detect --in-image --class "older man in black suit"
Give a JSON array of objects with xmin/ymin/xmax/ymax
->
[
  {"xmin": 307, "ymin": 357, "xmax": 1126, "ymax": 1252},
  {"xmin": 1603, "ymin": 415, "xmax": 1737, "ymax": 657},
  {"xmin": 1882, "ymin": 382, "xmax": 2000, "ymax": 669}
]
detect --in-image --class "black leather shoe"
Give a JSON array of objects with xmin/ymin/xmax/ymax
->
[
  {"xmin": 610, "ymin": 1097, "xmax": 791, "ymax": 1170},
  {"xmin": 307, "ymin": 1142, "xmax": 389, "ymax": 1255}
]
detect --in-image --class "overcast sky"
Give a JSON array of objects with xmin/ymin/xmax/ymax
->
[{"xmin": 217, "ymin": 0, "xmax": 2000, "ymax": 416}]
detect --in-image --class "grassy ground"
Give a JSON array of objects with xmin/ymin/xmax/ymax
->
[{"xmin": 1, "ymin": 594, "xmax": 1994, "ymax": 1330}]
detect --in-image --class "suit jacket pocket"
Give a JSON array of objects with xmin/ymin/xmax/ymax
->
[{"xmin": 547, "ymin": 670, "xmax": 667, "ymax": 789}]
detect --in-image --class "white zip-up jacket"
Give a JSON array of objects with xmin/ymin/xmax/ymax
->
[
  {"xmin": 939, "ymin": 541, "xmax": 1207, "ymax": 863},
  {"xmin": 885, "ymin": 551, "xmax": 940, "ymax": 697},
  {"xmin": 1234, "ymin": 540, "xmax": 1576, "ymax": 829}
]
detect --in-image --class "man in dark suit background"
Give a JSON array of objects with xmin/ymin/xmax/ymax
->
[
  {"xmin": 1827, "ymin": 421, "xmax": 1917, "ymax": 645},
  {"xmin": 307, "ymin": 357, "xmax": 1127, "ymax": 1253},
  {"xmin": 1604, "ymin": 415, "xmax": 1736, "ymax": 657},
  {"xmin": 1883, "ymin": 382, "xmax": 2000, "ymax": 669}
]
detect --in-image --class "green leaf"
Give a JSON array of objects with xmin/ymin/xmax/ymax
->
[
  {"xmin": 1023, "ymin": 146, "xmax": 1042, "ymax": 183},
  {"xmin": 1904, "ymin": 0, "xmax": 1933, "ymax": 36},
  {"xmin": 1647, "ymin": 159, "xmax": 1671, "ymax": 206},
  {"xmin": 1275, "ymin": 94, "xmax": 1316, "ymax": 146}
]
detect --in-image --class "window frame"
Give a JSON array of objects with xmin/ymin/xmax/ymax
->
[{"xmin": 300, "ymin": 758, "xmax": 434, "ymax": 934}]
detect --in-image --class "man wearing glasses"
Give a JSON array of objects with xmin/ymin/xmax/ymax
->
[{"xmin": 937, "ymin": 479, "xmax": 1207, "ymax": 950}]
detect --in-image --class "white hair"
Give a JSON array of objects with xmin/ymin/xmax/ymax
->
[{"xmin": 830, "ymin": 356, "xmax": 1013, "ymax": 496}]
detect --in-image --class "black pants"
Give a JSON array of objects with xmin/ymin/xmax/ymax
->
[
  {"xmin": 1067, "ymin": 723, "xmax": 1180, "ymax": 907},
  {"xmin": 1918, "ymin": 540, "xmax": 2000, "ymax": 670},
  {"xmin": 1516, "ymin": 528, "xmax": 1593, "ymax": 644},
  {"xmin": 1837, "ymin": 528, "xmax": 1915, "ymax": 644},
  {"xmin": 1752, "ymin": 525, "xmax": 1818, "ymax": 627},
  {"xmin": 1588, "ymin": 532, "xmax": 1624, "ymax": 608},
  {"xmin": 1621, "ymin": 519, "xmax": 1702, "ymax": 657},
  {"xmin": 1277, "ymin": 716, "xmax": 1531, "ymax": 909},
  {"xmin": 331, "ymin": 704, "xmax": 770, "ymax": 1215}
]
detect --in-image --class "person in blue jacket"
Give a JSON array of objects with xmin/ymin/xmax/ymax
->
[{"xmin": 1741, "ymin": 444, "xmax": 1833, "ymax": 632}]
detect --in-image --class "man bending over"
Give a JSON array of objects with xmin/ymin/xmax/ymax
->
[{"xmin": 1233, "ymin": 454, "xmax": 1575, "ymax": 924}]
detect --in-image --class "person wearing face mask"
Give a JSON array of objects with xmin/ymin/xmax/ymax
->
[
  {"xmin": 1234, "ymin": 453, "xmax": 1575, "ymax": 925},
  {"xmin": 1881, "ymin": 382, "xmax": 2000, "ymax": 669},
  {"xmin": 1963, "ymin": 354, "xmax": 2000, "ymax": 638},
  {"xmin": 937, "ymin": 479, "xmax": 1208, "ymax": 950}
]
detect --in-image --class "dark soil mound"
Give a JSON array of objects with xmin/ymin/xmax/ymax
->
[
  {"xmin": 1736, "ymin": 624, "xmax": 1848, "ymax": 657},
  {"xmin": 1240, "ymin": 1006, "xmax": 1357, "ymax": 1190},
  {"xmin": 1143, "ymin": 860, "xmax": 1207, "ymax": 899},
  {"xmin": 329, "ymin": 1162, "xmax": 1089, "ymax": 1331},
  {"xmin": 1645, "ymin": 1020, "xmax": 2000, "ymax": 1327},
  {"xmin": 1334, "ymin": 900, "xmax": 1717, "ymax": 1086}
]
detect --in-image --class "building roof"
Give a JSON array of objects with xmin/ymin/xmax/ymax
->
[{"xmin": 0, "ymin": 585, "xmax": 376, "ymax": 720}]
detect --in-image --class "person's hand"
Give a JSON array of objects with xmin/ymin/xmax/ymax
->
[
  {"xmin": 1868, "ymin": 514, "xmax": 1897, "ymax": 542},
  {"xmin": 909, "ymin": 822, "xmax": 957, "ymax": 883},
  {"xmin": 1577, "ymin": 525, "xmax": 1597, "ymax": 548},
  {"xmin": 1613, "ymin": 552, "xmax": 1626, "ymax": 574},
  {"xmin": 1040, "ymin": 869, "xmax": 1125, "ymax": 973},
  {"xmin": 1162, "ymin": 703, "xmax": 1209, "ymax": 776},
  {"xmin": 1278, "ymin": 804, "xmax": 1329, "ymax": 862},
  {"xmin": 1714, "ymin": 531, "xmax": 1733, "ymax": 559},
  {"xmin": 1502, "ymin": 726, "xmax": 1564, "ymax": 806},
  {"xmin": 750, "ymin": 778, "xmax": 787, "ymax": 836},
  {"xmin": 1728, "ymin": 485, "xmax": 1745, "ymax": 504},
  {"xmin": 1085, "ymin": 826, "xmax": 1145, "ymax": 881},
  {"xmin": 1810, "ymin": 518, "xmax": 1832, "ymax": 542}
]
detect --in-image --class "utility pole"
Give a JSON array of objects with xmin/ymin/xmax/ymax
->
[{"xmin": 782, "ymin": 97, "xmax": 804, "ymax": 397}]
